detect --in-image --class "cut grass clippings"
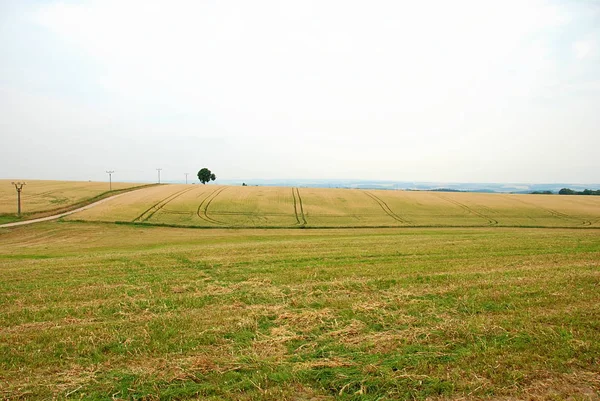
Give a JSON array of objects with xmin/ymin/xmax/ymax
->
[{"xmin": 0, "ymin": 222, "xmax": 598, "ymax": 400}]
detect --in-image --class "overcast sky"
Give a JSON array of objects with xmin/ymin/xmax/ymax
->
[{"xmin": 1, "ymin": 0, "xmax": 599, "ymax": 184}]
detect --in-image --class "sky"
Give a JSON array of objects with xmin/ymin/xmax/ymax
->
[{"xmin": 1, "ymin": 0, "xmax": 599, "ymax": 184}]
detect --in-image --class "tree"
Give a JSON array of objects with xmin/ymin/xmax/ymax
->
[{"xmin": 197, "ymin": 168, "xmax": 216, "ymax": 184}]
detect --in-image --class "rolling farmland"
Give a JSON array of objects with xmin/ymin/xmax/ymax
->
[
  {"xmin": 3, "ymin": 0, "xmax": 599, "ymax": 398},
  {"xmin": 0, "ymin": 180, "xmax": 147, "ymax": 223},
  {"xmin": 1, "ymin": 181, "xmax": 599, "ymax": 399},
  {"xmin": 66, "ymin": 184, "xmax": 600, "ymax": 228}
]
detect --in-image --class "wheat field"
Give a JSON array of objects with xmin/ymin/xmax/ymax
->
[
  {"xmin": 66, "ymin": 184, "xmax": 600, "ymax": 228},
  {"xmin": 0, "ymin": 180, "xmax": 146, "ymax": 216}
]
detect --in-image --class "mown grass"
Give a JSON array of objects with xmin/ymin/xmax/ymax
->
[{"xmin": 0, "ymin": 222, "xmax": 599, "ymax": 400}]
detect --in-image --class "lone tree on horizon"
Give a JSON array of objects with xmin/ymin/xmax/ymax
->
[{"xmin": 197, "ymin": 168, "xmax": 216, "ymax": 184}]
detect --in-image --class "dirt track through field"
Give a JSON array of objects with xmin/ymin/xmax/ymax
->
[
  {"xmin": 292, "ymin": 188, "xmax": 307, "ymax": 225},
  {"xmin": 291, "ymin": 188, "xmax": 301, "ymax": 224},
  {"xmin": 434, "ymin": 194, "xmax": 498, "ymax": 225},
  {"xmin": 364, "ymin": 191, "xmax": 409, "ymax": 224},
  {"xmin": 133, "ymin": 187, "xmax": 195, "ymax": 223},
  {"xmin": 196, "ymin": 187, "xmax": 228, "ymax": 225},
  {"xmin": 501, "ymin": 195, "xmax": 592, "ymax": 226},
  {"xmin": 0, "ymin": 192, "xmax": 129, "ymax": 228}
]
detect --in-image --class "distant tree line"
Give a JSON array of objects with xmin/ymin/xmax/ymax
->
[
  {"xmin": 430, "ymin": 188, "xmax": 464, "ymax": 192},
  {"xmin": 530, "ymin": 190, "xmax": 553, "ymax": 194},
  {"xmin": 558, "ymin": 188, "xmax": 600, "ymax": 195}
]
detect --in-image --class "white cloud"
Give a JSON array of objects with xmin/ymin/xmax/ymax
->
[
  {"xmin": 29, "ymin": 1, "xmax": 567, "ymax": 107},
  {"xmin": 573, "ymin": 40, "xmax": 593, "ymax": 59},
  {"xmin": 0, "ymin": 0, "xmax": 595, "ymax": 183}
]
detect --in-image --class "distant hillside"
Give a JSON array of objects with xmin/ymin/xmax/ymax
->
[{"xmin": 214, "ymin": 179, "xmax": 599, "ymax": 194}]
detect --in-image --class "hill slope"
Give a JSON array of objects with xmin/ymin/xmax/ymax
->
[
  {"xmin": 0, "ymin": 180, "xmax": 148, "ymax": 224},
  {"xmin": 65, "ymin": 184, "xmax": 600, "ymax": 228}
]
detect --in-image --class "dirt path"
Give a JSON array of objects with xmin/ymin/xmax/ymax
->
[{"xmin": 0, "ymin": 192, "xmax": 129, "ymax": 228}]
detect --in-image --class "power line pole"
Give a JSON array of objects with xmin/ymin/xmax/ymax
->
[
  {"xmin": 185, "ymin": 173, "xmax": 189, "ymax": 184},
  {"xmin": 106, "ymin": 170, "xmax": 114, "ymax": 191},
  {"xmin": 11, "ymin": 182, "xmax": 26, "ymax": 217},
  {"xmin": 156, "ymin": 168, "xmax": 162, "ymax": 184}
]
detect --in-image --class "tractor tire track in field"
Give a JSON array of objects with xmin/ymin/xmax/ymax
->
[
  {"xmin": 291, "ymin": 188, "xmax": 300, "ymax": 224},
  {"xmin": 364, "ymin": 191, "xmax": 410, "ymax": 224},
  {"xmin": 196, "ymin": 187, "xmax": 228, "ymax": 225},
  {"xmin": 502, "ymin": 195, "xmax": 592, "ymax": 226},
  {"xmin": 133, "ymin": 187, "xmax": 195, "ymax": 223},
  {"xmin": 207, "ymin": 212, "xmax": 289, "ymax": 216},
  {"xmin": 434, "ymin": 194, "xmax": 498, "ymax": 226},
  {"xmin": 292, "ymin": 187, "xmax": 307, "ymax": 225}
]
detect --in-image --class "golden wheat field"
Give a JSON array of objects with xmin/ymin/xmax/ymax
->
[
  {"xmin": 65, "ymin": 184, "xmax": 600, "ymax": 228},
  {"xmin": 0, "ymin": 180, "xmax": 145, "ymax": 215}
]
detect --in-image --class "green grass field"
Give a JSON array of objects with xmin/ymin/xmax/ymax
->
[
  {"xmin": 66, "ymin": 184, "xmax": 600, "ymax": 228},
  {"xmin": 1, "ymin": 221, "xmax": 598, "ymax": 400}
]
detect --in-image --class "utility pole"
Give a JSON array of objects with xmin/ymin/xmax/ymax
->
[
  {"xmin": 11, "ymin": 182, "xmax": 26, "ymax": 217},
  {"xmin": 156, "ymin": 168, "xmax": 162, "ymax": 184},
  {"xmin": 185, "ymin": 173, "xmax": 189, "ymax": 185},
  {"xmin": 106, "ymin": 170, "xmax": 114, "ymax": 191}
]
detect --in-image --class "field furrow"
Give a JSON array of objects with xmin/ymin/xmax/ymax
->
[
  {"xmin": 295, "ymin": 188, "xmax": 307, "ymax": 225},
  {"xmin": 133, "ymin": 187, "xmax": 196, "ymax": 222},
  {"xmin": 364, "ymin": 191, "xmax": 409, "ymax": 224},
  {"xmin": 291, "ymin": 188, "xmax": 301, "ymax": 225},
  {"xmin": 433, "ymin": 193, "xmax": 499, "ymax": 226},
  {"xmin": 503, "ymin": 195, "xmax": 592, "ymax": 226},
  {"xmin": 197, "ymin": 187, "xmax": 229, "ymax": 225}
]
